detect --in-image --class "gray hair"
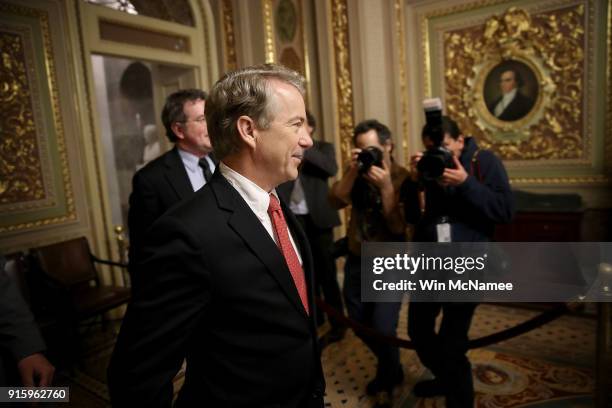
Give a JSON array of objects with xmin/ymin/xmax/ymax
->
[{"xmin": 205, "ymin": 64, "xmax": 305, "ymax": 159}]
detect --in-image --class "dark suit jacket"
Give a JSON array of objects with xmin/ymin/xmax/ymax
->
[
  {"xmin": 0, "ymin": 261, "xmax": 46, "ymax": 386},
  {"xmin": 128, "ymin": 147, "xmax": 193, "ymax": 265},
  {"xmin": 488, "ymin": 91, "xmax": 534, "ymax": 121},
  {"xmin": 127, "ymin": 148, "xmax": 217, "ymax": 270},
  {"xmin": 277, "ymin": 141, "xmax": 341, "ymax": 230},
  {"xmin": 108, "ymin": 171, "xmax": 325, "ymax": 408}
]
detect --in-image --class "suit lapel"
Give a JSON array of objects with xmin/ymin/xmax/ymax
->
[
  {"xmin": 164, "ymin": 147, "xmax": 193, "ymax": 200},
  {"xmin": 210, "ymin": 173, "xmax": 310, "ymax": 319}
]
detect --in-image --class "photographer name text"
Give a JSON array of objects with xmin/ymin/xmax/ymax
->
[{"xmin": 372, "ymin": 279, "xmax": 513, "ymax": 291}]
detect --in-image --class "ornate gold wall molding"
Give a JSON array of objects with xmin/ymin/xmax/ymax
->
[
  {"xmin": 331, "ymin": 0, "xmax": 354, "ymax": 166},
  {"xmin": 0, "ymin": 2, "xmax": 76, "ymax": 232},
  {"xmin": 221, "ymin": 0, "xmax": 237, "ymax": 71},
  {"xmin": 413, "ymin": 0, "xmax": 610, "ymax": 186},
  {"xmin": 301, "ymin": 0, "xmax": 311, "ymax": 104},
  {"xmin": 445, "ymin": 6, "xmax": 586, "ymax": 161},
  {"xmin": 420, "ymin": 0, "xmax": 510, "ymax": 97},
  {"xmin": 607, "ymin": 0, "xmax": 612, "ymax": 174},
  {"xmin": 263, "ymin": 0, "xmax": 275, "ymax": 63},
  {"xmin": 395, "ymin": 0, "xmax": 410, "ymax": 164},
  {"xmin": 0, "ymin": 30, "xmax": 46, "ymax": 206},
  {"xmin": 510, "ymin": 175, "xmax": 610, "ymax": 185}
]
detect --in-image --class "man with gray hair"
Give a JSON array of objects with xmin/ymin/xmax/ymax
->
[{"xmin": 109, "ymin": 64, "xmax": 324, "ymax": 408}]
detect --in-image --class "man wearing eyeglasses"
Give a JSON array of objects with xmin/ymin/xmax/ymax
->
[{"xmin": 127, "ymin": 89, "xmax": 216, "ymax": 289}]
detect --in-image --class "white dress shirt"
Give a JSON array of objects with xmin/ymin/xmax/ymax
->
[
  {"xmin": 494, "ymin": 88, "xmax": 517, "ymax": 117},
  {"xmin": 219, "ymin": 162, "xmax": 303, "ymax": 264},
  {"xmin": 178, "ymin": 148, "xmax": 216, "ymax": 192}
]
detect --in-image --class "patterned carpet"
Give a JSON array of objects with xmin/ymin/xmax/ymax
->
[
  {"xmin": 321, "ymin": 303, "xmax": 600, "ymax": 408},
  {"xmin": 54, "ymin": 303, "xmax": 603, "ymax": 407}
]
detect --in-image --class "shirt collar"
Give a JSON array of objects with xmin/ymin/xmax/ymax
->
[
  {"xmin": 177, "ymin": 148, "xmax": 201, "ymax": 172},
  {"xmin": 502, "ymin": 88, "xmax": 517, "ymax": 105},
  {"xmin": 218, "ymin": 162, "xmax": 278, "ymax": 221}
]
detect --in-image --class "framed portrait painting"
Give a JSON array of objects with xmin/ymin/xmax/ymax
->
[{"xmin": 483, "ymin": 60, "xmax": 538, "ymax": 123}]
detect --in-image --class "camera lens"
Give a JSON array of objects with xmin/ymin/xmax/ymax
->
[
  {"xmin": 417, "ymin": 154, "xmax": 446, "ymax": 180},
  {"xmin": 357, "ymin": 147, "xmax": 383, "ymax": 174}
]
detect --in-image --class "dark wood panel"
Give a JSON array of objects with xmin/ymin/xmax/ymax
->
[{"xmin": 495, "ymin": 211, "xmax": 583, "ymax": 242}]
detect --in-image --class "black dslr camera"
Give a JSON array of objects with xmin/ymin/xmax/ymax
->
[
  {"xmin": 356, "ymin": 146, "xmax": 383, "ymax": 174},
  {"xmin": 417, "ymin": 98, "xmax": 454, "ymax": 181},
  {"xmin": 351, "ymin": 146, "xmax": 383, "ymax": 212}
]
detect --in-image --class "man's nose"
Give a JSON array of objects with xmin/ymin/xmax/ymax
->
[{"xmin": 300, "ymin": 127, "xmax": 313, "ymax": 148}]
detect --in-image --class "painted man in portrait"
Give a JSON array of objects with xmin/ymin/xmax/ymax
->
[{"xmin": 487, "ymin": 68, "xmax": 535, "ymax": 121}]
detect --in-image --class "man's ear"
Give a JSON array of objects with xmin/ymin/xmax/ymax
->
[
  {"xmin": 237, "ymin": 116, "xmax": 257, "ymax": 149},
  {"xmin": 171, "ymin": 122, "xmax": 185, "ymax": 141}
]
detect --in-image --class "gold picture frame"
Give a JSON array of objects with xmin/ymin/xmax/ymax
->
[
  {"xmin": 471, "ymin": 49, "xmax": 554, "ymax": 142},
  {"xmin": 410, "ymin": 0, "xmax": 611, "ymax": 188}
]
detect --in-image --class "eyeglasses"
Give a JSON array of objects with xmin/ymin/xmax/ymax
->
[{"xmin": 179, "ymin": 117, "xmax": 206, "ymax": 124}]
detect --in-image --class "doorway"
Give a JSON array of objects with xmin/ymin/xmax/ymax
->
[{"xmin": 91, "ymin": 54, "xmax": 197, "ymax": 229}]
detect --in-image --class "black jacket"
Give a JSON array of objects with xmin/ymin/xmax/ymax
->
[
  {"xmin": 109, "ymin": 171, "xmax": 324, "ymax": 408},
  {"xmin": 488, "ymin": 92, "xmax": 534, "ymax": 121},
  {"xmin": 277, "ymin": 141, "xmax": 341, "ymax": 229},
  {"xmin": 0, "ymin": 260, "xmax": 46, "ymax": 386},
  {"xmin": 127, "ymin": 148, "xmax": 217, "ymax": 269},
  {"xmin": 128, "ymin": 147, "xmax": 193, "ymax": 266},
  {"xmin": 403, "ymin": 137, "xmax": 514, "ymax": 242}
]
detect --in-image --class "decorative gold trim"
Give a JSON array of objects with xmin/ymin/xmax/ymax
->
[
  {"xmin": 331, "ymin": 0, "xmax": 354, "ymax": 167},
  {"xmin": 510, "ymin": 175, "xmax": 611, "ymax": 185},
  {"xmin": 420, "ymin": 11, "xmax": 432, "ymax": 97},
  {"xmin": 0, "ymin": 1, "xmax": 77, "ymax": 233},
  {"xmin": 262, "ymin": 0, "xmax": 275, "ymax": 63},
  {"xmin": 455, "ymin": 7, "xmax": 569, "ymax": 152},
  {"xmin": 300, "ymin": 0, "xmax": 311, "ymax": 104},
  {"xmin": 419, "ymin": 0, "xmax": 609, "ymax": 164},
  {"xmin": 0, "ymin": 27, "xmax": 50, "ymax": 210},
  {"xmin": 395, "ymin": 0, "xmax": 410, "ymax": 164},
  {"xmin": 607, "ymin": 0, "xmax": 612, "ymax": 173},
  {"xmin": 419, "ymin": 0, "xmax": 511, "ymax": 98},
  {"xmin": 221, "ymin": 0, "xmax": 237, "ymax": 71},
  {"xmin": 584, "ymin": 1, "xmax": 595, "ymax": 169}
]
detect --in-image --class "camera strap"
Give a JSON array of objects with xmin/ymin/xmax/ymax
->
[
  {"xmin": 417, "ymin": 149, "xmax": 483, "ymax": 242},
  {"xmin": 470, "ymin": 149, "xmax": 482, "ymax": 182}
]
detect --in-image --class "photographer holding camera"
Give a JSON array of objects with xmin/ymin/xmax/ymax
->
[
  {"xmin": 330, "ymin": 120, "xmax": 409, "ymax": 406},
  {"xmin": 402, "ymin": 109, "xmax": 513, "ymax": 407}
]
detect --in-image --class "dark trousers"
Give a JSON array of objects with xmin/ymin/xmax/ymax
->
[
  {"xmin": 343, "ymin": 254, "xmax": 402, "ymax": 386},
  {"xmin": 408, "ymin": 302, "xmax": 477, "ymax": 408},
  {"xmin": 295, "ymin": 215, "xmax": 344, "ymax": 328}
]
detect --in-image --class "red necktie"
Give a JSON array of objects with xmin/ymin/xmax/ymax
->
[{"xmin": 267, "ymin": 194, "xmax": 310, "ymax": 315}]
